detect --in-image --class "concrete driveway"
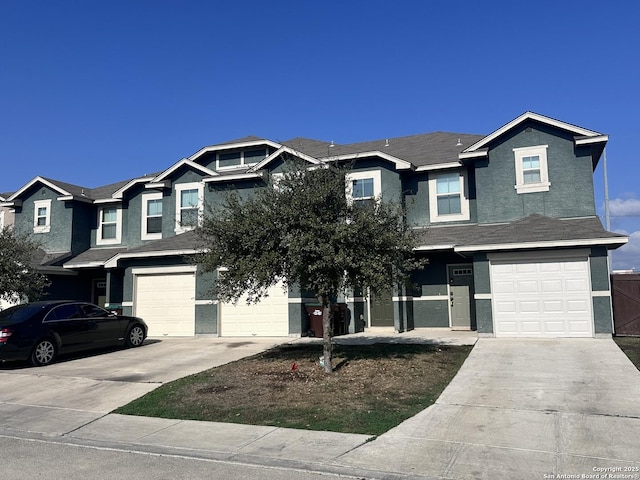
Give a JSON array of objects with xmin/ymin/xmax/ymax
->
[
  {"xmin": 337, "ymin": 338, "xmax": 640, "ymax": 479},
  {"xmin": 0, "ymin": 337, "xmax": 289, "ymax": 436}
]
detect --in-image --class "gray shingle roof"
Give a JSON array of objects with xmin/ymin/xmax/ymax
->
[
  {"xmin": 63, "ymin": 247, "xmax": 129, "ymax": 267},
  {"xmin": 415, "ymin": 215, "xmax": 626, "ymax": 250},
  {"xmin": 124, "ymin": 230, "xmax": 201, "ymax": 254}
]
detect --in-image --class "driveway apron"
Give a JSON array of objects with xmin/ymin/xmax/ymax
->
[
  {"xmin": 336, "ymin": 338, "xmax": 640, "ymax": 479},
  {"xmin": 0, "ymin": 337, "xmax": 289, "ymax": 436}
]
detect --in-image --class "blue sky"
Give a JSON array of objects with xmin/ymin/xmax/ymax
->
[{"xmin": 1, "ymin": 1, "xmax": 638, "ymax": 269}]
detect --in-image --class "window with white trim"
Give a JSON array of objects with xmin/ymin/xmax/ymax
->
[
  {"xmin": 216, "ymin": 149, "xmax": 267, "ymax": 170},
  {"xmin": 141, "ymin": 192, "xmax": 163, "ymax": 240},
  {"xmin": 33, "ymin": 199, "xmax": 52, "ymax": 233},
  {"xmin": 428, "ymin": 170, "xmax": 470, "ymax": 223},
  {"xmin": 97, "ymin": 206, "xmax": 122, "ymax": 245},
  {"xmin": 513, "ymin": 145, "xmax": 550, "ymax": 194},
  {"xmin": 175, "ymin": 182, "xmax": 203, "ymax": 233},
  {"xmin": 346, "ymin": 170, "xmax": 381, "ymax": 206}
]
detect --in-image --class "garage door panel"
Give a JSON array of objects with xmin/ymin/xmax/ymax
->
[
  {"xmin": 221, "ymin": 282, "xmax": 289, "ymax": 337},
  {"xmin": 135, "ymin": 273, "xmax": 195, "ymax": 337},
  {"xmin": 491, "ymin": 256, "xmax": 593, "ymax": 338}
]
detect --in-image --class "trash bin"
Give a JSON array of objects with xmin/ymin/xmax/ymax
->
[
  {"xmin": 305, "ymin": 303, "xmax": 348, "ymax": 337},
  {"xmin": 305, "ymin": 304, "xmax": 324, "ymax": 337}
]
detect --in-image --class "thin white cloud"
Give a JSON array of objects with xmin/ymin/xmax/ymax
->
[
  {"xmin": 609, "ymin": 198, "xmax": 640, "ymax": 217},
  {"xmin": 611, "ymin": 231, "xmax": 640, "ymax": 271}
]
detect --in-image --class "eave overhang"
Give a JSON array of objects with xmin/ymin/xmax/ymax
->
[
  {"xmin": 455, "ymin": 236, "xmax": 628, "ymax": 253},
  {"xmin": 104, "ymin": 249, "xmax": 198, "ymax": 268}
]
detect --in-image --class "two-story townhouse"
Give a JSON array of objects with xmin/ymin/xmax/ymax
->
[{"xmin": 2, "ymin": 112, "xmax": 627, "ymax": 338}]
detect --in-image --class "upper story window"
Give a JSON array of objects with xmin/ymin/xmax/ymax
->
[
  {"xmin": 141, "ymin": 192, "xmax": 163, "ymax": 241},
  {"xmin": 513, "ymin": 145, "xmax": 550, "ymax": 194},
  {"xmin": 175, "ymin": 182, "xmax": 203, "ymax": 233},
  {"xmin": 217, "ymin": 149, "xmax": 267, "ymax": 170},
  {"xmin": 429, "ymin": 170, "xmax": 470, "ymax": 223},
  {"xmin": 97, "ymin": 206, "xmax": 122, "ymax": 245},
  {"xmin": 346, "ymin": 170, "xmax": 381, "ymax": 206},
  {"xmin": 33, "ymin": 199, "xmax": 52, "ymax": 233}
]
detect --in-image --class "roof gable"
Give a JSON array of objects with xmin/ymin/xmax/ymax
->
[
  {"xmin": 152, "ymin": 158, "xmax": 218, "ymax": 183},
  {"xmin": 462, "ymin": 112, "xmax": 607, "ymax": 155},
  {"xmin": 8, "ymin": 176, "xmax": 78, "ymax": 201}
]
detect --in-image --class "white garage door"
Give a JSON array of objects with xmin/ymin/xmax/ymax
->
[
  {"xmin": 220, "ymin": 282, "xmax": 289, "ymax": 337},
  {"xmin": 491, "ymin": 254, "xmax": 593, "ymax": 338},
  {"xmin": 134, "ymin": 272, "xmax": 196, "ymax": 337}
]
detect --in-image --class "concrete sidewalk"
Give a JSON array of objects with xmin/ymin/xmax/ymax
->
[{"xmin": 3, "ymin": 333, "xmax": 640, "ymax": 479}]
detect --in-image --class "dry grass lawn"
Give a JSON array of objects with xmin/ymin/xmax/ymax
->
[{"xmin": 116, "ymin": 342, "xmax": 472, "ymax": 435}]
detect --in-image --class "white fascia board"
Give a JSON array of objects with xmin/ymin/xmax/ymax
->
[
  {"xmin": 324, "ymin": 151, "xmax": 413, "ymax": 170},
  {"xmin": 458, "ymin": 150, "xmax": 488, "ymax": 160},
  {"xmin": 112, "ymin": 176, "xmax": 156, "ymax": 199},
  {"xmin": 204, "ymin": 171, "xmax": 265, "ymax": 183},
  {"xmin": 57, "ymin": 195, "xmax": 94, "ymax": 204},
  {"xmin": 153, "ymin": 159, "xmax": 218, "ymax": 183},
  {"xmin": 462, "ymin": 112, "xmax": 604, "ymax": 153},
  {"xmin": 92, "ymin": 198, "xmax": 123, "ymax": 204},
  {"xmin": 1, "ymin": 200, "xmax": 22, "ymax": 208},
  {"xmin": 104, "ymin": 249, "xmax": 199, "ymax": 268},
  {"xmin": 249, "ymin": 146, "xmax": 323, "ymax": 172},
  {"xmin": 455, "ymin": 236, "xmax": 629, "ymax": 253},
  {"xmin": 8, "ymin": 176, "xmax": 72, "ymax": 201},
  {"xmin": 63, "ymin": 261, "xmax": 108, "ymax": 269},
  {"xmin": 145, "ymin": 180, "xmax": 171, "ymax": 190},
  {"xmin": 575, "ymin": 135, "xmax": 609, "ymax": 146},
  {"xmin": 188, "ymin": 139, "xmax": 282, "ymax": 162},
  {"xmin": 415, "ymin": 162, "xmax": 462, "ymax": 172},
  {"xmin": 414, "ymin": 244, "xmax": 456, "ymax": 251}
]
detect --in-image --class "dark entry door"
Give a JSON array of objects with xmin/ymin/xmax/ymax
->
[{"xmin": 370, "ymin": 291, "xmax": 394, "ymax": 327}]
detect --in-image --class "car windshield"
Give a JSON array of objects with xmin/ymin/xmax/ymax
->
[{"xmin": 0, "ymin": 304, "xmax": 48, "ymax": 324}]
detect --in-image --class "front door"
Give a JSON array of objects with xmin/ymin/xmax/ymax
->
[
  {"xmin": 370, "ymin": 291, "xmax": 394, "ymax": 327},
  {"xmin": 448, "ymin": 265, "xmax": 473, "ymax": 330}
]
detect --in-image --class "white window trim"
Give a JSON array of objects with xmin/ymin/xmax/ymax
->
[
  {"xmin": 513, "ymin": 145, "xmax": 550, "ymax": 194},
  {"xmin": 175, "ymin": 182, "xmax": 204, "ymax": 234},
  {"xmin": 428, "ymin": 169, "xmax": 470, "ymax": 223},
  {"xmin": 141, "ymin": 192, "xmax": 163, "ymax": 241},
  {"xmin": 216, "ymin": 149, "xmax": 266, "ymax": 171},
  {"xmin": 346, "ymin": 170, "xmax": 382, "ymax": 204},
  {"xmin": 33, "ymin": 199, "xmax": 52, "ymax": 233},
  {"xmin": 97, "ymin": 206, "xmax": 122, "ymax": 245},
  {"xmin": 0, "ymin": 210, "xmax": 4, "ymax": 230}
]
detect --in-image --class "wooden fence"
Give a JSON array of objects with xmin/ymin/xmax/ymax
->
[{"xmin": 612, "ymin": 274, "xmax": 640, "ymax": 336}]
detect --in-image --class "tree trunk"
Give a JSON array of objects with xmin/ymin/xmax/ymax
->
[{"xmin": 317, "ymin": 293, "xmax": 333, "ymax": 373}]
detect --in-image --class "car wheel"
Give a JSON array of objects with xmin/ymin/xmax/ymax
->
[
  {"xmin": 125, "ymin": 325, "xmax": 145, "ymax": 347},
  {"xmin": 31, "ymin": 339, "xmax": 57, "ymax": 366}
]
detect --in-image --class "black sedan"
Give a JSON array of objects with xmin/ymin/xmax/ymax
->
[{"xmin": 0, "ymin": 301, "xmax": 147, "ymax": 366}]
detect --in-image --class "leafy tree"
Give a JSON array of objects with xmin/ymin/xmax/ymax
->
[
  {"xmin": 0, "ymin": 227, "xmax": 49, "ymax": 304},
  {"xmin": 195, "ymin": 161, "xmax": 423, "ymax": 373}
]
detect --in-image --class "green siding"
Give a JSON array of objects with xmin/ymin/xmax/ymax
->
[
  {"xmin": 475, "ymin": 299, "xmax": 494, "ymax": 334},
  {"xmin": 593, "ymin": 296, "xmax": 613, "ymax": 334},
  {"xmin": 476, "ymin": 122, "xmax": 596, "ymax": 224},
  {"xmin": 413, "ymin": 299, "xmax": 449, "ymax": 327},
  {"xmin": 590, "ymin": 247, "xmax": 611, "ymax": 291}
]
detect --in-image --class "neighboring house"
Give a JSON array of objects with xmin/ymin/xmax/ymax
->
[
  {"xmin": 0, "ymin": 193, "xmax": 18, "ymax": 310},
  {"xmin": 0, "ymin": 112, "xmax": 627, "ymax": 338}
]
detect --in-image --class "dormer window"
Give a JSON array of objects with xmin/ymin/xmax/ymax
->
[
  {"xmin": 346, "ymin": 170, "xmax": 381, "ymax": 206},
  {"xmin": 175, "ymin": 182, "xmax": 203, "ymax": 233},
  {"xmin": 141, "ymin": 192, "xmax": 163, "ymax": 240},
  {"xmin": 428, "ymin": 170, "xmax": 470, "ymax": 223},
  {"xmin": 513, "ymin": 145, "xmax": 550, "ymax": 194},
  {"xmin": 33, "ymin": 199, "xmax": 51, "ymax": 233},
  {"xmin": 97, "ymin": 206, "xmax": 122, "ymax": 245},
  {"xmin": 216, "ymin": 149, "xmax": 266, "ymax": 170}
]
